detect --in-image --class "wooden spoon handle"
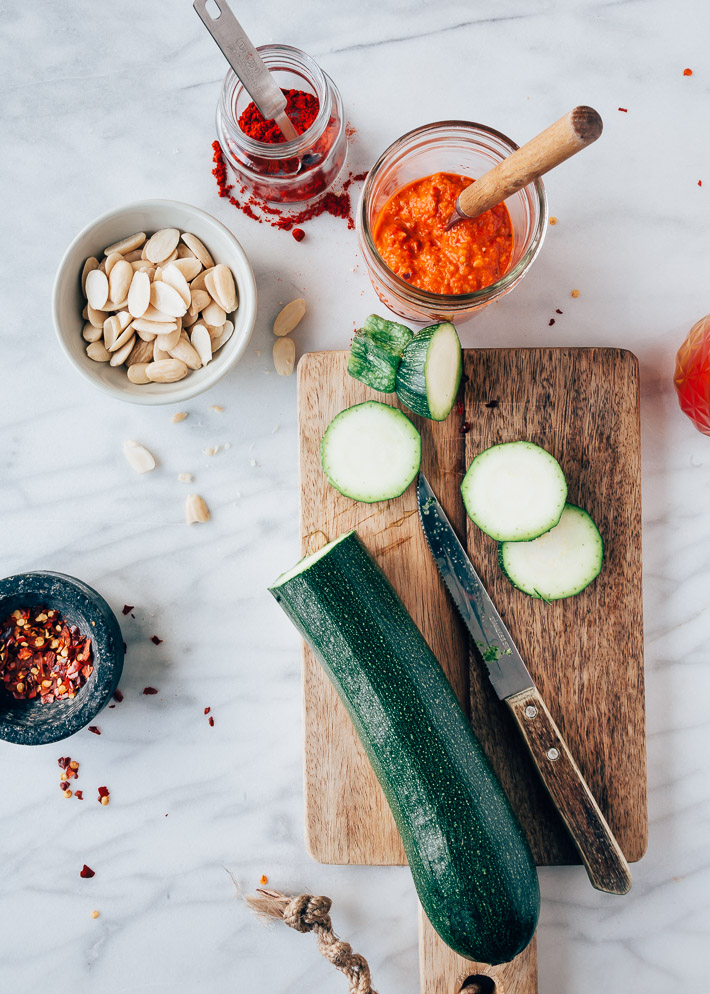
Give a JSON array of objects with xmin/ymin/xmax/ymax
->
[{"xmin": 455, "ymin": 106, "xmax": 603, "ymax": 221}]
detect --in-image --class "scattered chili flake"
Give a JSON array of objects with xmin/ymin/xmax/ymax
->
[
  {"xmin": 143, "ymin": 687, "xmax": 158, "ymax": 695},
  {"xmin": 455, "ymin": 399, "xmax": 465, "ymax": 416},
  {"xmin": 91, "ymin": 910, "xmax": 100, "ymax": 919},
  {"xmin": 58, "ymin": 756, "xmax": 70, "ymax": 770},
  {"xmin": 549, "ymin": 216, "xmax": 558, "ymax": 225},
  {"xmin": 549, "ymin": 318, "xmax": 555, "ymax": 326},
  {"xmin": 208, "ymin": 716, "xmax": 215, "ymax": 727},
  {"xmin": 98, "ymin": 786, "xmax": 110, "ymax": 805},
  {"xmin": 556, "ymin": 308, "xmax": 563, "ymax": 315},
  {"xmin": 88, "ymin": 726, "xmax": 101, "ymax": 735},
  {"xmin": 618, "ymin": 107, "xmax": 628, "ymax": 113},
  {"xmin": 459, "ymin": 422, "xmax": 471, "ymax": 435},
  {"xmin": 151, "ymin": 636, "xmax": 163, "ymax": 646},
  {"xmin": 485, "ymin": 399, "xmax": 499, "ymax": 410},
  {"xmin": 571, "ymin": 289, "xmax": 581, "ymax": 298},
  {"xmin": 698, "ymin": 180, "xmax": 703, "ymax": 187},
  {"xmin": 75, "ymin": 790, "xmax": 84, "ymax": 800},
  {"xmin": 204, "ymin": 707, "xmax": 211, "ymax": 715},
  {"xmin": 80, "ymin": 864, "xmax": 95, "ymax": 879},
  {"xmin": 121, "ymin": 605, "xmax": 134, "ymax": 616},
  {"xmin": 683, "ymin": 68, "xmax": 693, "ymax": 76},
  {"xmin": 292, "ymin": 228, "xmax": 305, "ymax": 242},
  {"xmin": 0, "ymin": 607, "xmax": 93, "ymax": 704},
  {"xmin": 259, "ymin": 874, "xmax": 269, "ymax": 885},
  {"xmin": 112, "ymin": 689, "xmax": 124, "ymax": 703}
]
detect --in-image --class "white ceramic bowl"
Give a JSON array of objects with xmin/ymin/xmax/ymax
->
[{"xmin": 52, "ymin": 200, "xmax": 257, "ymax": 405}]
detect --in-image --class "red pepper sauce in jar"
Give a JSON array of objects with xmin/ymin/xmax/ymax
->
[{"xmin": 373, "ymin": 172, "xmax": 513, "ymax": 296}]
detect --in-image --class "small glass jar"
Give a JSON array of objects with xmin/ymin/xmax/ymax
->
[
  {"xmin": 215, "ymin": 45, "xmax": 346, "ymax": 205},
  {"xmin": 357, "ymin": 121, "xmax": 547, "ymax": 323}
]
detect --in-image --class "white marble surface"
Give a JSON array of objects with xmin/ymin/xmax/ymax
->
[{"xmin": 1, "ymin": 1, "xmax": 709, "ymax": 991}]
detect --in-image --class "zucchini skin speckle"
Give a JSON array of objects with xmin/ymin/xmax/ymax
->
[{"xmin": 270, "ymin": 531, "xmax": 539, "ymax": 964}]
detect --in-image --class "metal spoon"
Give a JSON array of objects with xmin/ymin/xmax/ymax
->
[{"xmin": 194, "ymin": 0, "xmax": 319, "ymax": 166}]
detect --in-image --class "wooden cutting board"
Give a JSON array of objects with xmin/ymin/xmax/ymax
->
[{"xmin": 297, "ymin": 348, "xmax": 646, "ymax": 993}]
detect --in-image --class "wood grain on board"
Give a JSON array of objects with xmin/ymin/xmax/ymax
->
[{"xmin": 298, "ymin": 348, "xmax": 646, "ymax": 868}]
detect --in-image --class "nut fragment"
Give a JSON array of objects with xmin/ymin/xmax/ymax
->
[
  {"xmin": 273, "ymin": 336, "xmax": 296, "ymax": 375},
  {"xmin": 171, "ymin": 411, "xmax": 188, "ymax": 423},
  {"xmin": 104, "ymin": 231, "xmax": 146, "ymax": 255},
  {"xmin": 178, "ymin": 472, "xmax": 193, "ymax": 482},
  {"xmin": 274, "ymin": 298, "xmax": 306, "ymax": 337},
  {"xmin": 122, "ymin": 440, "xmax": 156, "ymax": 473},
  {"xmin": 181, "ymin": 232, "xmax": 214, "ymax": 268},
  {"xmin": 86, "ymin": 269, "xmax": 109, "ymax": 310},
  {"xmin": 144, "ymin": 228, "xmax": 180, "ymax": 264},
  {"xmin": 185, "ymin": 493, "xmax": 210, "ymax": 524},
  {"xmin": 145, "ymin": 359, "xmax": 188, "ymax": 383}
]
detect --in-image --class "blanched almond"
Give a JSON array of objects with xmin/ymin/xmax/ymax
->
[
  {"xmin": 183, "ymin": 309, "xmax": 198, "ymax": 329},
  {"xmin": 127, "ymin": 362, "xmax": 151, "ymax": 384},
  {"xmin": 123, "ymin": 440, "xmax": 156, "ymax": 473},
  {"xmin": 81, "ymin": 257, "xmax": 99, "ymax": 294},
  {"xmin": 188, "ymin": 289, "xmax": 211, "ymax": 315},
  {"xmin": 83, "ymin": 322, "xmax": 102, "ymax": 343},
  {"xmin": 185, "ymin": 493, "xmax": 210, "ymax": 524},
  {"xmin": 202, "ymin": 300, "xmax": 226, "ymax": 327},
  {"xmin": 191, "ymin": 324, "xmax": 212, "ymax": 367},
  {"xmin": 104, "ymin": 231, "xmax": 146, "ymax": 255},
  {"xmin": 171, "ymin": 411, "xmax": 188, "ymax": 423},
  {"xmin": 157, "ymin": 326, "xmax": 181, "ymax": 352},
  {"xmin": 189, "ymin": 266, "xmax": 214, "ymax": 293},
  {"xmin": 177, "ymin": 243, "xmax": 197, "ymax": 260},
  {"xmin": 131, "ymin": 261, "xmax": 156, "ymax": 275},
  {"xmin": 150, "ymin": 281, "xmax": 187, "ymax": 317},
  {"xmin": 126, "ymin": 338, "xmax": 154, "ymax": 366},
  {"xmin": 273, "ymin": 335, "xmax": 296, "ymax": 375},
  {"xmin": 104, "ymin": 311, "xmax": 132, "ymax": 349},
  {"xmin": 136, "ymin": 326, "xmax": 157, "ymax": 342},
  {"xmin": 86, "ymin": 269, "xmax": 109, "ymax": 310},
  {"xmin": 109, "ymin": 334, "xmax": 136, "ymax": 366},
  {"xmin": 171, "ymin": 257, "xmax": 202, "ymax": 281},
  {"xmin": 105, "ymin": 252, "xmax": 124, "ymax": 277},
  {"xmin": 133, "ymin": 317, "xmax": 176, "ymax": 334},
  {"xmin": 144, "ymin": 227, "xmax": 180, "ymax": 264},
  {"xmin": 108, "ymin": 321, "xmax": 135, "ymax": 354},
  {"xmin": 181, "ymin": 232, "xmax": 214, "ymax": 268},
  {"xmin": 153, "ymin": 340, "xmax": 170, "ymax": 362},
  {"xmin": 141, "ymin": 303, "xmax": 175, "ymax": 323},
  {"xmin": 108, "ymin": 259, "xmax": 133, "ymax": 304},
  {"xmin": 211, "ymin": 319, "xmax": 234, "ymax": 352},
  {"xmin": 168, "ymin": 336, "xmax": 201, "ymax": 370},
  {"xmin": 274, "ymin": 297, "xmax": 305, "ymax": 337},
  {"xmin": 208, "ymin": 264, "xmax": 237, "ymax": 312},
  {"xmin": 87, "ymin": 304, "xmax": 108, "ymax": 327},
  {"xmin": 123, "ymin": 248, "xmax": 144, "ymax": 263},
  {"xmin": 127, "ymin": 270, "xmax": 151, "ymax": 318},
  {"xmin": 86, "ymin": 341, "xmax": 111, "ymax": 362},
  {"xmin": 145, "ymin": 358, "xmax": 189, "ymax": 383},
  {"xmin": 161, "ymin": 264, "xmax": 191, "ymax": 307}
]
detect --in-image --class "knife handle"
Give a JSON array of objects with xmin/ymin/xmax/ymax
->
[{"xmin": 506, "ymin": 686, "xmax": 632, "ymax": 895}]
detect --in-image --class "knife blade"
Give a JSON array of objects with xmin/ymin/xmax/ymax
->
[{"xmin": 417, "ymin": 472, "xmax": 631, "ymax": 895}]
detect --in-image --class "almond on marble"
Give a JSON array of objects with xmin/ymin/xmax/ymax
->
[
  {"xmin": 185, "ymin": 493, "xmax": 210, "ymax": 524},
  {"xmin": 123, "ymin": 440, "xmax": 156, "ymax": 473}
]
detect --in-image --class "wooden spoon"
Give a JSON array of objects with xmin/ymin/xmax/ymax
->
[{"xmin": 446, "ymin": 105, "xmax": 603, "ymax": 229}]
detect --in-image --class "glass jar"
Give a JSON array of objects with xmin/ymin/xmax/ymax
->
[
  {"xmin": 357, "ymin": 121, "xmax": 547, "ymax": 323},
  {"xmin": 215, "ymin": 45, "xmax": 346, "ymax": 205}
]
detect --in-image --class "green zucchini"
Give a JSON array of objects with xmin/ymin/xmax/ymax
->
[
  {"xmin": 270, "ymin": 531, "xmax": 540, "ymax": 965},
  {"xmin": 395, "ymin": 321, "xmax": 462, "ymax": 421},
  {"xmin": 499, "ymin": 503, "xmax": 603, "ymax": 600},
  {"xmin": 347, "ymin": 315, "xmax": 414, "ymax": 393}
]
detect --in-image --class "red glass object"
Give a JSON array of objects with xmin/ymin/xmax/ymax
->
[{"xmin": 674, "ymin": 315, "xmax": 710, "ymax": 436}]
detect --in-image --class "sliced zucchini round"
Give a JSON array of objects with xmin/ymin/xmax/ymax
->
[
  {"xmin": 395, "ymin": 321, "xmax": 462, "ymax": 421},
  {"xmin": 499, "ymin": 503, "xmax": 603, "ymax": 601},
  {"xmin": 461, "ymin": 441, "xmax": 567, "ymax": 542},
  {"xmin": 321, "ymin": 400, "xmax": 421, "ymax": 503}
]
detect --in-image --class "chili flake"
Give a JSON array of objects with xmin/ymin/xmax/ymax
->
[
  {"xmin": 88, "ymin": 725, "xmax": 101, "ymax": 735},
  {"xmin": 259, "ymin": 874, "xmax": 269, "ymax": 885},
  {"xmin": 556, "ymin": 308, "xmax": 563, "ymax": 314},
  {"xmin": 75, "ymin": 790, "xmax": 84, "ymax": 800},
  {"xmin": 151, "ymin": 636, "xmax": 163, "ymax": 645},
  {"xmin": 80, "ymin": 865, "xmax": 95, "ymax": 879},
  {"xmin": 113, "ymin": 689, "xmax": 124, "ymax": 703},
  {"xmin": 549, "ymin": 216, "xmax": 558, "ymax": 225},
  {"xmin": 98, "ymin": 786, "xmax": 110, "ymax": 805},
  {"xmin": 208, "ymin": 715, "xmax": 215, "ymax": 727},
  {"xmin": 549, "ymin": 318, "xmax": 555, "ymax": 326},
  {"xmin": 683, "ymin": 68, "xmax": 693, "ymax": 76},
  {"xmin": 698, "ymin": 180, "xmax": 703, "ymax": 187},
  {"xmin": 122, "ymin": 605, "xmax": 134, "ymax": 616},
  {"xmin": 571, "ymin": 289, "xmax": 581, "ymax": 298},
  {"xmin": 0, "ymin": 607, "xmax": 93, "ymax": 704},
  {"xmin": 292, "ymin": 228, "xmax": 305, "ymax": 242},
  {"xmin": 143, "ymin": 686, "xmax": 158, "ymax": 695},
  {"xmin": 204, "ymin": 707, "xmax": 211, "ymax": 715},
  {"xmin": 618, "ymin": 107, "xmax": 628, "ymax": 113}
]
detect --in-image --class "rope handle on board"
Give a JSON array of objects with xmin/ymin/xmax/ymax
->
[{"xmin": 245, "ymin": 888, "xmax": 505, "ymax": 994}]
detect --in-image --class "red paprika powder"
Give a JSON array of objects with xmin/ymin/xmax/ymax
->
[{"xmin": 238, "ymin": 89, "xmax": 319, "ymax": 144}]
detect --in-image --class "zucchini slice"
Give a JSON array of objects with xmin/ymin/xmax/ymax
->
[
  {"xmin": 321, "ymin": 401, "xmax": 421, "ymax": 503},
  {"xmin": 347, "ymin": 315, "xmax": 414, "ymax": 393},
  {"xmin": 395, "ymin": 321, "xmax": 462, "ymax": 421},
  {"xmin": 347, "ymin": 333, "xmax": 400, "ymax": 393},
  {"xmin": 499, "ymin": 503, "xmax": 603, "ymax": 600},
  {"xmin": 270, "ymin": 531, "xmax": 540, "ymax": 965},
  {"xmin": 461, "ymin": 441, "xmax": 567, "ymax": 542}
]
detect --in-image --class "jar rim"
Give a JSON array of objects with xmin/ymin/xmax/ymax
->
[
  {"xmin": 219, "ymin": 44, "xmax": 331, "ymax": 158},
  {"xmin": 357, "ymin": 120, "xmax": 548, "ymax": 309}
]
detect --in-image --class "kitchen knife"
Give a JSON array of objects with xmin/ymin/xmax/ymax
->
[{"xmin": 417, "ymin": 472, "xmax": 631, "ymax": 895}]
